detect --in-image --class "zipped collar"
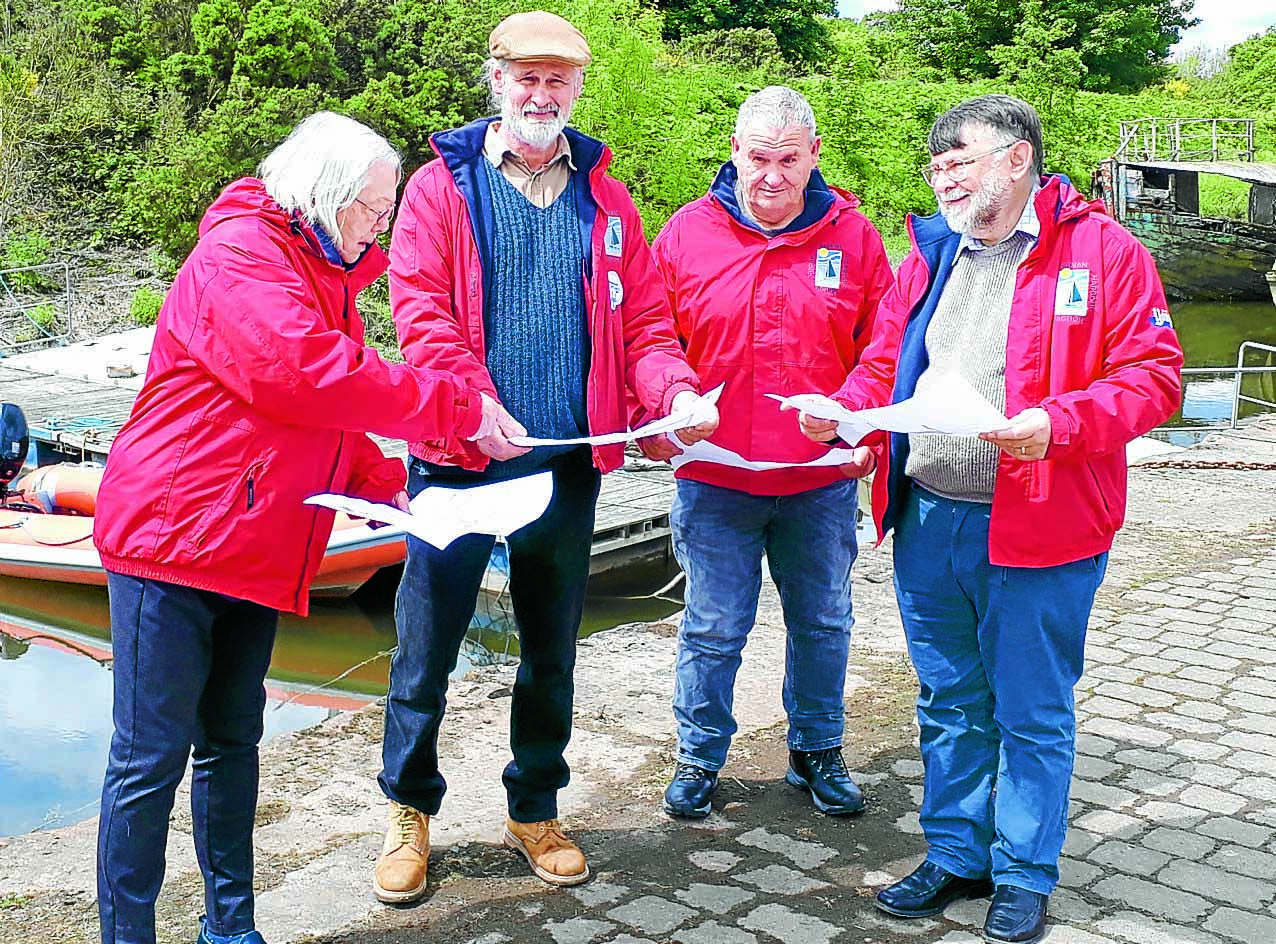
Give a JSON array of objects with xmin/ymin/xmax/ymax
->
[{"xmin": 708, "ymin": 161, "xmax": 840, "ymax": 238}]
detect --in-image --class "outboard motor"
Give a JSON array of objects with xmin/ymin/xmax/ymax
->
[{"xmin": 0, "ymin": 402, "xmax": 30, "ymax": 492}]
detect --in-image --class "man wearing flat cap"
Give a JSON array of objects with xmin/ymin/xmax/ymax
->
[{"xmin": 372, "ymin": 10, "xmax": 717, "ymax": 900}]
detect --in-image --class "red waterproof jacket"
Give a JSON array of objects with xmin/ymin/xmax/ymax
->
[
  {"xmin": 651, "ymin": 165, "xmax": 894, "ymax": 495},
  {"xmin": 833, "ymin": 175, "xmax": 1183, "ymax": 567},
  {"xmin": 94, "ymin": 179, "xmax": 484, "ymax": 615},
  {"xmin": 388, "ymin": 119, "xmax": 699, "ymax": 474}
]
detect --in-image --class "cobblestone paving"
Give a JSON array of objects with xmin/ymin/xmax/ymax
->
[{"xmin": 348, "ymin": 549, "xmax": 1276, "ymax": 944}]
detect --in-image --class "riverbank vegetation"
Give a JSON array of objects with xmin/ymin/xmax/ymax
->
[{"xmin": 0, "ymin": 0, "xmax": 1272, "ymax": 328}]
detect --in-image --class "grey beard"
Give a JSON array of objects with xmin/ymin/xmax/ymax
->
[{"xmin": 502, "ymin": 102, "xmax": 570, "ymax": 149}]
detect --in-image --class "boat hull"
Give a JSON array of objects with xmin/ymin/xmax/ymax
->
[
  {"xmin": 1120, "ymin": 211, "xmax": 1276, "ymax": 302},
  {"xmin": 0, "ymin": 508, "xmax": 406, "ymax": 597}
]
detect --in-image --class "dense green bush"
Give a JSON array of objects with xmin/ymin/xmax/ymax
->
[
  {"xmin": 0, "ymin": 230, "xmax": 58, "ymax": 291},
  {"xmin": 129, "ymin": 286, "xmax": 166, "ymax": 325},
  {"xmin": 0, "ymin": 0, "xmax": 1264, "ymax": 265}
]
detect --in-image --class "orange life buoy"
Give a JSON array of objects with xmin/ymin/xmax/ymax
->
[{"xmin": 11, "ymin": 464, "xmax": 104, "ymax": 516}]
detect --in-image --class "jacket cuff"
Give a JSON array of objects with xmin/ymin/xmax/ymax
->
[
  {"xmin": 1043, "ymin": 400, "xmax": 1074, "ymax": 457},
  {"xmin": 661, "ymin": 381, "xmax": 699, "ymax": 416},
  {"xmin": 455, "ymin": 387, "xmax": 485, "ymax": 441}
]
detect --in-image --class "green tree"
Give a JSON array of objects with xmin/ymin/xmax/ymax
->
[
  {"xmin": 888, "ymin": 0, "xmax": 1198, "ymax": 91},
  {"xmin": 1217, "ymin": 28, "xmax": 1276, "ymax": 112},
  {"xmin": 989, "ymin": 1, "xmax": 1089, "ymax": 181},
  {"xmin": 232, "ymin": 0, "xmax": 339, "ymax": 88},
  {"xmin": 648, "ymin": 0, "xmax": 835, "ymax": 67}
]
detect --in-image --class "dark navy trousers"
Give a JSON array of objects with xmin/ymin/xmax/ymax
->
[
  {"xmin": 98, "ymin": 572, "xmax": 277, "ymax": 944},
  {"xmin": 379, "ymin": 451, "xmax": 601, "ymax": 823},
  {"xmin": 893, "ymin": 486, "xmax": 1107, "ymax": 894}
]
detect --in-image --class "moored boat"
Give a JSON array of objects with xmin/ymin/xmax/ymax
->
[
  {"xmin": 1094, "ymin": 117, "xmax": 1276, "ymax": 302},
  {"xmin": 0, "ymin": 462, "xmax": 406, "ymax": 597}
]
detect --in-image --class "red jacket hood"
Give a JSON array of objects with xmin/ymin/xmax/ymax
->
[
  {"xmin": 198, "ymin": 178, "xmax": 389, "ymax": 291},
  {"xmin": 199, "ymin": 177, "xmax": 292, "ymax": 238}
]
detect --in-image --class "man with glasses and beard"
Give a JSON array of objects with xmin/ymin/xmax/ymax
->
[
  {"xmin": 798, "ymin": 95, "xmax": 1182, "ymax": 943},
  {"xmin": 371, "ymin": 10, "xmax": 717, "ymax": 901}
]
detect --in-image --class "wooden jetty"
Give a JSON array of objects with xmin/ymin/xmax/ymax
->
[
  {"xmin": 1094, "ymin": 117, "xmax": 1276, "ymax": 302},
  {"xmin": 0, "ymin": 360, "xmax": 677, "ymax": 586}
]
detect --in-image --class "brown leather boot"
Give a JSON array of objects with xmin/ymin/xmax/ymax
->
[
  {"xmin": 502, "ymin": 818, "xmax": 590, "ymax": 886},
  {"xmin": 373, "ymin": 802, "xmax": 430, "ymax": 903}
]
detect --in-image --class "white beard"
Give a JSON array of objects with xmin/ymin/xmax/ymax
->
[
  {"xmin": 940, "ymin": 169, "xmax": 1013, "ymax": 236},
  {"xmin": 501, "ymin": 95, "xmax": 572, "ymax": 149}
]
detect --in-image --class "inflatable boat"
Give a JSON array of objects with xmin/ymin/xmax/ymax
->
[{"xmin": 0, "ymin": 462, "xmax": 406, "ymax": 598}]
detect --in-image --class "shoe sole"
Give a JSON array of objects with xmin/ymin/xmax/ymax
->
[
  {"xmin": 785, "ymin": 769, "xmax": 865, "ymax": 816},
  {"xmin": 874, "ymin": 881, "xmax": 995, "ymax": 918},
  {"xmin": 372, "ymin": 871, "xmax": 429, "ymax": 904},
  {"xmin": 663, "ymin": 797, "xmax": 713, "ymax": 819},
  {"xmin": 502, "ymin": 827, "xmax": 591, "ymax": 887}
]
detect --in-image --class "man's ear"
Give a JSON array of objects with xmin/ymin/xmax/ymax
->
[{"xmin": 1009, "ymin": 139, "xmax": 1035, "ymax": 181}]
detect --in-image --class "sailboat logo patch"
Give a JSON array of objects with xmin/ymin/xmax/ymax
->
[
  {"xmin": 604, "ymin": 216, "xmax": 623, "ymax": 257},
  {"xmin": 1055, "ymin": 267, "xmax": 1090, "ymax": 319},
  {"xmin": 815, "ymin": 248, "xmax": 842, "ymax": 289}
]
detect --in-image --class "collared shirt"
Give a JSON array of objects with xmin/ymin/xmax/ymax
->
[
  {"xmin": 954, "ymin": 183, "xmax": 1041, "ymax": 263},
  {"xmin": 483, "ymin": 123, "xmax": 576, "ymax": 208}
]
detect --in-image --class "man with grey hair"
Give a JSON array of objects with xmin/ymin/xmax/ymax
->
[
  {"xmin": 800, "ymin": 94, "xmax": 1182, "ymax": 943},
  {"xmin": 373, "ymin": 9, "xmax": 716, "ymax": 900},
  {"xmin": 93, "ymin": 110, "xmax": 494, "ymax": 944},
  {"xmin": 641, "ymin": 84, "xmax": 893, "ymax": 821}
]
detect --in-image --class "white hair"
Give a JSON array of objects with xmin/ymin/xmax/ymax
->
[
  {"xmin": 735, "ymin": 86, "xmax": 817, "ymax": 139},
  {"xmin": 259, "ymin": 111, "xmax": 401, "ymax": 250}
]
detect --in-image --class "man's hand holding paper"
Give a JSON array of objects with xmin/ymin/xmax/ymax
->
[{"xmin": 781, "ymin": 371, "xmax": 1009, "ymax": 443}]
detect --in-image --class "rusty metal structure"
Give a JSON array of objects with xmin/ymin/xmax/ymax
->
[{"xmin": 1095, "ymin": 118, "xmax": 1276, "ymax": 302}]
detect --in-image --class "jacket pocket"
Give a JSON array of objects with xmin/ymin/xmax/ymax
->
[
  {"xmin": 180, "ymin": 459, "xmax": 266, "ymax": 555},
  {"xmin": 1082, "ymin": 457, "xmax": 1116, "ymax": 531}
]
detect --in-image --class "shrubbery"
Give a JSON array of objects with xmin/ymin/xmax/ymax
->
[
  {"xmin": 0, "ymin": 0, "xmax": 1267, "ymax": 269},
  {"xmin": 129, "ymin": 286, "xmax": 165, "ymax": 326}
]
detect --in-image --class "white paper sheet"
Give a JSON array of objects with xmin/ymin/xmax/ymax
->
[
  {"xmin": 508, "ymin": 383, "xmax": 725, "ymax": 447},
  {"xmin": 304, "ymin": 471, "xmax": 553, "ymax": 550},
  {"xmin": 767, "ymin": 371, "xmax": 1008, "ymax": 444},
  {"xmin": 669, "ymin": 436, "xmax": 864, "ymax": 471}
]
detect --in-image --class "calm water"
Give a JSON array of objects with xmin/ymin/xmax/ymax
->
[
  {"xmin": 1163, "ymin": 300, "xmax": 1276, "ymax": 437},
  {"xmin": 1, "ymin": 297, "xmax": 1271, "ymax": 836},
  {"xmin": 0, "ymin": 558, "xmax": 681, "ymax": 837}
]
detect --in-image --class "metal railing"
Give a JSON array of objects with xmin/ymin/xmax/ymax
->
[
  {"xmin": 0, "ymin": 262, "xmax": 74, "ymax": 353},
  {"xmin": 1116, "ymin": 117, "xmax": 1256, "ymax": 164},
  {"xmin": 1169, "ymin": 341, "xmax": 1276, "ymax": 434}
]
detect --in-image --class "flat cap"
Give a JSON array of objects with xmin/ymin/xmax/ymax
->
[{"xmin": 489, "ymin": 11, "xmax": 591, "ymax": 67}]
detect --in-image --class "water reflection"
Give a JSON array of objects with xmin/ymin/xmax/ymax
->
[
  {"xmin": 1162, "ymin": 300, "xmax": 1276, "ymax": 442},
  {"xmin": 0, "ymin": 614, "xmax": 327, "ymax": 836},
  {"xmin": 0, "ymin": 556, "xmax": 682, "ymax": 837}
]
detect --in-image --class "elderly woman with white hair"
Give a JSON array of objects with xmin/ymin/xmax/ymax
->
[{"xmin": 92, "ymin": 111, "xmax": 508, "ymax": 944}]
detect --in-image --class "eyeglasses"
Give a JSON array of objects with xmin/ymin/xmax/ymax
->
[
  {"xmin": 921, "ymin": 143, "xmax": 1015, "ymax": 186},
  {"xmin": 354, "ymin": 196, "xmax": 395, "ymax": 226}
]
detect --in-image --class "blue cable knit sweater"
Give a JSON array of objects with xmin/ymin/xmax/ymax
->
[{"xmin": 479, "ymin": 159, "xmax": 589, "ymax": 478}]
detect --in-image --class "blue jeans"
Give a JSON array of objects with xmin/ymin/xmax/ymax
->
[
  {"xmin": 671, "ymin": 478, "xmax": 859, "ymax": 771},
  {"xmin": 893, "ymin": 486, "xmax": 1107, "ymax": 895},
  {"xmin": 379, "ymin": 451, "xmax": 601, "ymax": 823},
  {"xmin": 98, "ymin": 573, "xmax": 278, "ymax": 944}
]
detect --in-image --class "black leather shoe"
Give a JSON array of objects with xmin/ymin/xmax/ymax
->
[
  {"xmin": 875, "ymin": 861, "xmax": 994, "ymax": 918},
  {"xmin": 663, "ymin": 763, "xmax": 718, "ymax": 818},
  {"xmin": 785, "ymin": 748, "xmax": 864, "ymax": 815},
  {"xmin": 983, "ymin": 885, "xmax": 1048, "ymax": 943}
]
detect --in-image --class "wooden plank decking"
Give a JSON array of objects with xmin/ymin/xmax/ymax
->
[{"xmin": 0, "ymin": 362, "xmax": 677, "ymax": 571}]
